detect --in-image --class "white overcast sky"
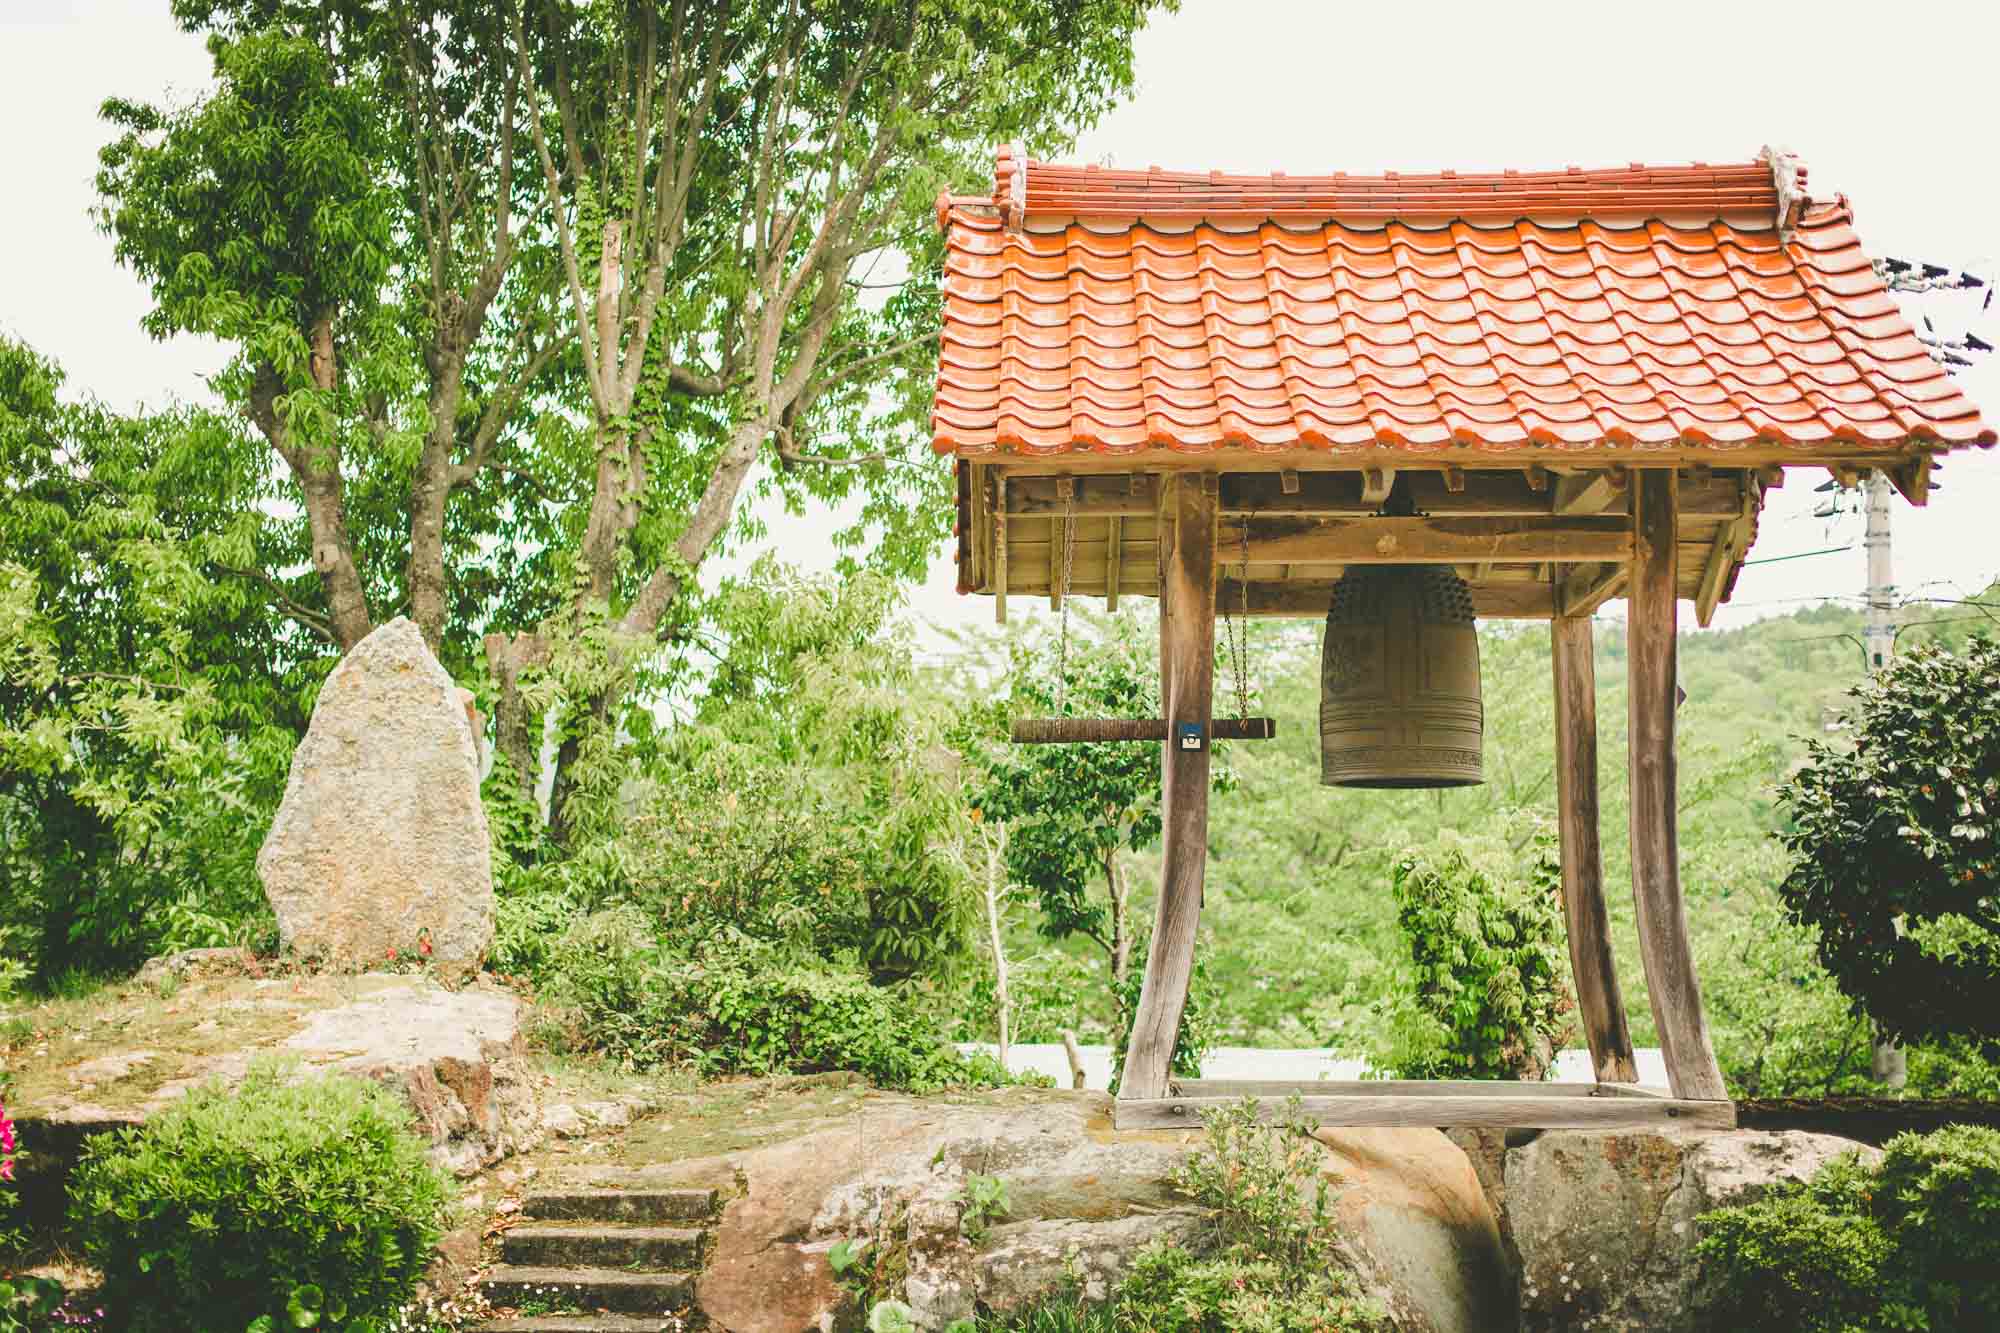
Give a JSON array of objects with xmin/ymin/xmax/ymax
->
[{"xmin": 3, "ymin": 0, "xmax": 1995, "ymax": 642}]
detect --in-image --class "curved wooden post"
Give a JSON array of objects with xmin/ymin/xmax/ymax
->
[
  {"xmin": 1120, "ymin": 472, "xmax": 1216, "ymax": 1101},
  {"xmin": 1627, "ymin": 470, "xmax": 1727, "ymax": 1100},
  {"xmin": 1551, "ymin": 615, "xmax": 1639, "ymax": 1084}
]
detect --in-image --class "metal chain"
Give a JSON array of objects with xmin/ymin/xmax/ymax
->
[
  {"xmin": 1056, "ymin": 484, "xmax": 1076, "ymax": 712},
  {"xmin": 1227, "ymin": 516, "xmax": 1251, "ymax": 720}
]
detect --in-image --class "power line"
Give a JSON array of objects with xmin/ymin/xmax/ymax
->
[{"xmin": 1743, "ymin": 544, "xmax": 1855, "ymax": 567}]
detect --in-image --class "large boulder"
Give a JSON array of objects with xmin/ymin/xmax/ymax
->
[
  {"xmin": 1504, "ymin": 1127, "xmax": 1879, "ymax": 1332},
  {"xmin": 259, "ymin": 617, "xmax": 493, "ymax": 980},
  {"xmin": 638, "ymin": 1091, "xmax": 1510, "ymax": 1333}
]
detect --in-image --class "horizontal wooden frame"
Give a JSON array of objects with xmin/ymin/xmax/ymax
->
[
  {"xmin": 1167, "ymin": 1078, "xmax": 1670, "ymax": 1098},
  {"xmin": 1245, "ymin": 516, "xmax": 1633, "ymax": 566},
  {"xmin": 982, "ymin": 443, "xmax": 1937, "ymax": 477},
  {"xmin": 1002, "ymin": 470, "xmax": 1747, "ymax": 520},
  {"xmin": 1218, "ymin": 579, "xmax": 1556, "ymax": 619},
  {"xmin": 1113, "ymin": 1081, "xmax": 1736, "ymax": 1131}
]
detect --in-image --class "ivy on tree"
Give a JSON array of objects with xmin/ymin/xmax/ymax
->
[{"xmin": 1776, "ymin": 637, "xmax": 2000, "ymax": 1046}]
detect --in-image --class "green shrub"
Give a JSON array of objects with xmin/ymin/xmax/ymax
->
[
  {"xmin": 546, "ymin": 915, "xmax": 1011, "ymax": 1093},
  {"xmin": 67, "ymin": 1060, "xmax": 452, "ymax": 1332},
  {"xmin": 1374, "ymin": 832, "xmax": 1574, "ymax": 1081},
  {"xmin": 1873, "ymin": 1125, "xmax": 2000, "ymax": 1324},
  {"xmin": 1120, "ymin": 1098, "xmax": 1385, "ymax": 1332},
  {"xmin": 1696, "ymin": 1125, "xmax": 2000, "ymax": 1331}
]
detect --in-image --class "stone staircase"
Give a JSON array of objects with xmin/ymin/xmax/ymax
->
[{"xmin": 477, "ymin": 1183, "xmax": 720, "ymax": 1332}]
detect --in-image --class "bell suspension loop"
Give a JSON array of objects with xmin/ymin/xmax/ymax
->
[{"xmin": 1223, "ymin": 514, "xmax": 1252, "ymax": 721}]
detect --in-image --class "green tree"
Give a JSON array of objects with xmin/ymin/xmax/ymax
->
[
  {"xmin": 1775, "ymin": 637, "xmax": 2000, "ymax": 1046},
  {"xmin": 99, "ymin": 4, "xmax": 571, "ymax": 664},
  {"xmin": 0, "ymin": 337, "xmax": 298, "ymax": 977},
  {"xmin": 487, "ymin": 0, "xmax": 1170, "ymax": 822},
  {"xmin": 964, "ymin": 613, "xmax": 1171, "ymax": 984}
]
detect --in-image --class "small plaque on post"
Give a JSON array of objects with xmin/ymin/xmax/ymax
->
[{"xmin": 1176, "ymin": 722, "xmax": 1205, "ymax": 751}]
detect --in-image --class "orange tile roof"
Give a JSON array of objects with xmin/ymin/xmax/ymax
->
[{"xmin": 931, "ymin": 148, "xmax": 1993, "ymax": 457}]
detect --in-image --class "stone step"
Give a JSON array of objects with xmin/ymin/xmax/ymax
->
[
  {"xmin": 524, "ymin": 1187, "xmax": 719, "ymax": 1224},
  {"xmin": 479, "ymin": 1265, "xmax": 695, "ymax": 1314},
  {"xmin": 502, "ymin": 1224, "xmax": 705, "ymax": 1270},
  {"xmin": 479, "ymin": 1318, "xmax": 683, "ymax": 1333}
]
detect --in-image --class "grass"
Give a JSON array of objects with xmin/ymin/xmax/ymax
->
[{"xmin": 0, "ymin": 973, "xmax": 355, "ymax": 1115}]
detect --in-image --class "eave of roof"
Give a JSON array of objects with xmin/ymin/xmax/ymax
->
[{"xmin": 929, "ymin": 148, "xmax": 1994, "ymax": 460}]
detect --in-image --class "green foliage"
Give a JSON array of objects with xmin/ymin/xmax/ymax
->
[
  {"xmin": 1696, "ymin": 1125, "xmax": 2000, "ymax": 1331},
  {"xmin": 66, "ymin": 1061, "xmax": 451, "ymax": 1332},
  {"xmin": 957, "ymin": 1174, "xmax": 1011, "ymax": 1244},
  {"xmin": 0, "ymin": 336, "xmax": 298, "ymax": 982},
  {"xmin": 964, "ymin": 614, "xmax": 1169, "ymax": 952},
  {"xmin": 1872, "ymin": 1125, "xmax": 2000, "ymax": 1325},
  {"xmin": 1776, "ymin": 637, "xmax": 2000, "ymax": 1046},
  {"xmin": 543, "ymin": 914, "xmax": 1006, "ymax": 1093},
  {"xmin": 1373, "ymin": 832, "xmax": 1574, "ymax": 1080},
  {"xmin": 0, "ymin": 1275, "xmax": 87, "ymax": 1333}
]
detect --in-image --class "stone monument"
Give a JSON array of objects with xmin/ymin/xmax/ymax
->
[{"xmin": 258, "ymin": 617, "xmax": 493, "ymax": 981}]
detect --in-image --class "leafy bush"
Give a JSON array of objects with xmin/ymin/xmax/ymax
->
[
  {"xmin": 544, "ymin": 913, "xmax": 1010, "ymax": 1093},
  {"xmin": 1373, "ymin": 833, "xmax": 1573, "ymax": 1080},
  {"xmin": 1775, "ymin": 637, "xmax": 2000, "ymax": 1045},
  {"xmin": 1696, "ymin": 1125, "xmax": 2000, "ymax": 1331},
  {"xmin": 1872, "ymin": 1125, "xmax": 2000, "ymax": 1325},
  {"xmin": 66, "ymin": 1061, "xmax": 452, "ymax": 1332}
]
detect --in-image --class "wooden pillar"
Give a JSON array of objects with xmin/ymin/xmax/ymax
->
[
  {"xmin": 1551, "ymin": 615, "xmax": 1639, "ymax": 1084},
  {"xmin": 1627, "ymin": 469, "xmax": 1727, "ymax": 1100},
  {"xmin": 1120, "ymin": 472, "xmax": 1217, "ymax": 1101}
]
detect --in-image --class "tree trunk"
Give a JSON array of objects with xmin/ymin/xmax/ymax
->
[
  {"xmin": 1107, "ymin": 849, "xmax": 1132, "ymax": 987},
  {"xmin": 296, "ymin": 462, "xmax": 374, "ymax": 653},
  {"xmin": 483, "ymin": 630, "xmax": 549, "ymax": 810},
  {"xmin": 983, "ymin": 832, "xmax": 1011, "ymax": 1075}
]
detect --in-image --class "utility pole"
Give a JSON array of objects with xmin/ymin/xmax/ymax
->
[{"xmin": 1863, "ymin": 468, "xmax": 1909, "ymax": 1089}]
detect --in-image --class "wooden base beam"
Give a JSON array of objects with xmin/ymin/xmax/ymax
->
[{"xmin": 1112, "ymin": 1081, "xmax": 1735, "ymax": 1131}]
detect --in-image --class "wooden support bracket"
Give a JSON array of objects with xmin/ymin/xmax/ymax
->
[{"xmin": 1360, "ymin": 466, "xmax": 1396, "ymax": 505}]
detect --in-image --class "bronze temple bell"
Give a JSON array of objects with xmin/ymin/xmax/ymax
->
[{"xmin": 1319, "ymin": 564, "xmax": 1485, "ymax": 788}]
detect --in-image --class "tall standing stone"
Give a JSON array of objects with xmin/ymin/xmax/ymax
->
[{"xmin": 258, "ymin": 617, "xmax": 493, "ymax": 981}]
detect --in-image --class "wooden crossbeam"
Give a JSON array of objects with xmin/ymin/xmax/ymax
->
[
  {"xmin": 1011, "ymin": 717, "xmax": 1277, "ymax": 744},
  {"xmin": 1246, "ymin": 516, "xmax": 1631, "ymax": 565},
  {"xmin": 1557, "ymin": 562, "xmax": 1628, "ymax": 617},
  {"xmin": 1010, "ymin": 471, "xmax": 1744, "ymax": 520},
  {"xmin": 1218, "ymin": 579, "xmax": 1555, "ymax": 619}
]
